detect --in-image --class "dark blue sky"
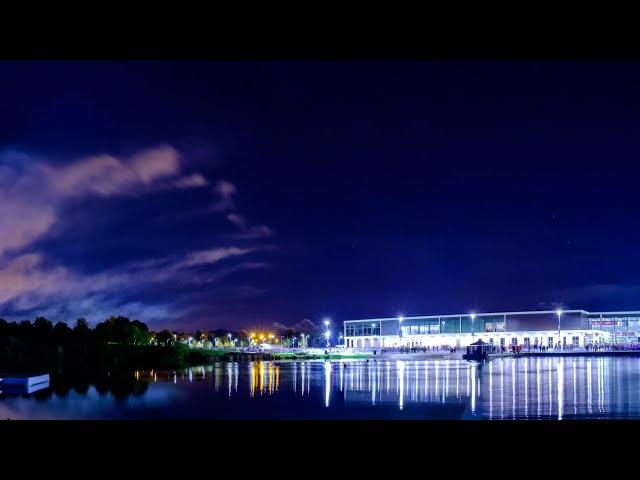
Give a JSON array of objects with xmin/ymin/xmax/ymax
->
[{"xmin": 1, "ymin": 60, "xmax": 640, "ymax": 330}]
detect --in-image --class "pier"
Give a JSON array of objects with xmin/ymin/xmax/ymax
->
[{"xmin": 0, "ymin": 373, "xmax": 50, "ymax": 394}]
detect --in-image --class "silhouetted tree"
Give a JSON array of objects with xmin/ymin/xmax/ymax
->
[
  {"xmin": 53, "ymin": 321, "xmax": 72, "ymax": 344},
  {"xmin": 18, "ymin": 320, "xmax": 33, "ymax": 342},
  {"xmin": 34, "ymin": 317, "xmax": 53, "ymax": 343},
  {"xmin": 157, "ymin": 330, "xmax": 174, "ymax": 345},
  {"xmin": 0, "ymin": 318, "xmax": 8, "ymax": 337},
  {"xmin": 73, "ymin": 317, "xmax": 91, "ymax": 342}
]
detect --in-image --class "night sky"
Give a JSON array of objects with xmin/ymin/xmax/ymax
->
[{"xmin": 1, "ymin": 60, "xmax": 640, "ymax": 331}]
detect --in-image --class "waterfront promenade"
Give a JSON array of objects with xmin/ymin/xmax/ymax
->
[{"xmin": 515, "ymin": 349, "xmax": 640, "ymax": 357}]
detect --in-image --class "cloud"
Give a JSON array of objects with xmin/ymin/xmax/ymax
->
[
  {"xmin": 0, "ymin": 161, "xmax": 57, "ymax": 257},
  {"xmin": 211, "ymin": 180, "xmax": 237, "ymax": 211},
  {"xmin": 0, "ymin": 145, "xmax": 207, "ymax": 257},
  {"xmin": 0, "ymin": 202, "xmax": 56, "ymax": 258},
  {"xmin": 174, "ymin": 173, "xmax": 208, "ymax": 189},
  {"xmin": 48, "ymin": 145, "xmax": 189, "ymax": 197},
  {"xmin": 0, "ymin": 246, "xmax": 268, "ymax": 319},
  {"xmin": 0, "ymin": 145, "xmax": 274, "ymax": 326},
  {"xmin": 227, "ymin": 213, "xmax": 273, "ymax": 239}
]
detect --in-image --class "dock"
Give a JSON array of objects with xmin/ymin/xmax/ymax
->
[{"xmin": 0, "ymin": 373, "xmax": 50, "ymax": 394}]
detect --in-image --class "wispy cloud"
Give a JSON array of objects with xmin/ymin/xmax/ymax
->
[
  {"xmin": 0, "ymin": 145, "xmax": 208, "ymax": 257},
  {"xmin": 0, "ymin": 246, "xmax": 269, "ymax": 318},
  {"xmin": 210, "ymin": 179, "xmax": 237, "ymax": 212},
  {"xmin": 209, "ymin": 180, "xmax": 274, "ymax": 239},
  {"xmin": 227, "ymin": 213, "xmax": 273, "ymax": 239},
  {"xmin": 0, "ymin": 145, "xmax": 275, "ymax": 325}
]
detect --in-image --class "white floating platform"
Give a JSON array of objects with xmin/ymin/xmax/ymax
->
[
  {"xmin": 1, "ymin": 380, "xmax": 50, "ymax": 395},
  {"xmin": 0, "ymin": 373, "xmax": 50, "ymax": 388}
]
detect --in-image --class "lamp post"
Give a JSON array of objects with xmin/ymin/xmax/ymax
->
[
  {"xmin": 556, "ymin": 309, "xmax": 562, "ymax": 350},
  {"xmin": 470, "ymin": 312, "xmax": 476, "ymax": 339},
  {"xmin": 323, "ymin": 318, "xmax": 331, "ymax": 348}
]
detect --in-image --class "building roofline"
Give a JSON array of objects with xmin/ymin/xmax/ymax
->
[
  {"xmin": 344, "ymin": 309, "xmax": 597, "ymax": 323},
  {"xmin": 590, "ymin": 311, "xmax": 640, "ymax": 315}
]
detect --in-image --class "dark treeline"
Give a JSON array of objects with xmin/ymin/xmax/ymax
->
[
  {"xmin": 0, "ymin": 316, "xmax": 203, "ymax": 371},
  {"xmin": 0, "ymin": 315, "xmax": 345, "ymax": 372},
  {"xmin": 0, "ymin": 316, "xmax": 151, "ymax": 347}
]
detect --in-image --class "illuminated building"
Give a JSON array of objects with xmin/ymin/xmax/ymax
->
[{"xmin": 343, "ymin": 310, "xmax": 640, "ymax": 349}]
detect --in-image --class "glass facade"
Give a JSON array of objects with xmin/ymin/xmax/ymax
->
[
  {"xmin": 344, "ymin": 311, "xmax": 640, "ymax": 344},
  {"xmin": 396, "ymin": 315, "xmax": 507, "ymax": 336},
  {"xmin": 440, "ymin": 318, "xmax": 460, "ymax": 334},
  {"xmin": 589, "ymin": 314, "xmax": 640, "ymax": 342},
  {"xmin": 400, "ymin": 318, "xmax": 440, "ymax": 336},
  {"xmin": 345, "ymin": 322, "xmax": 381, "ymax": 337}
]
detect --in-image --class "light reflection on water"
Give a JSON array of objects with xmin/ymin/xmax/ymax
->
[{"xmin": 3, "ymin": 357, "xmax": 640, "ymax": 419}]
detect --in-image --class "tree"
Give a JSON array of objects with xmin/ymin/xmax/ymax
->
[
  {"xmin": 53, "ymin": 321, "xmax": 72, "ymax": 344},
  {"xmin": 34, "ymin": 317, "xmax": 53, "ymax": 343},
  {"xmin": 74, "ymin": 318, "xmax": 90, "ymax": 335},
  {"xmin": 131, "ymin": 324, "xmax": 151, "ymax": 345},
  {"xmin": 0, "ymin": 318, "xmax": 8, "ymax": 338},
  {"xmin": 157, "ymin": 330, "xmax": 174, "ymax": 346},
  {"xmin": 18, "ymin": 320, "xmax": 33, "ymax": 342},
  {"xmin": 93, "ymin": 316, "xmax": 152, "ymax": 345}
]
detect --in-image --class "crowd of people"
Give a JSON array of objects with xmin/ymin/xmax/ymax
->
[
  {"xmin": 375, "ymin": 345, "xmax": 457, "ymax": 354},
  {"xmin": 357, "ymin": 341, "xmax": 640, "ymax": 356},
  {"xmin": 585, "ymin": 343, "xmax": 640, "ymax": 351}
]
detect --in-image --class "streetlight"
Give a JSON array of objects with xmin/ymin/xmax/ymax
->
[
  {"xmin": 323, "ymin": 318, "xmax": 331, "ymax": 348},
  {"xmin": 470, "ymin": 312, "xmax": 476, "ymax": 338},
  {"xmin": 556, "ymin": 309, "xmax": 562, "ymax": 350}
]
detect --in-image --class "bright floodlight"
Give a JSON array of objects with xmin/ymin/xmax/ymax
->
[
  {"xmin": 371, "ymin": 323, "xmax": 376, "ymax": 327},
  {"xmin": 324, "ymin": 319, "xmax": 330, "ymax": 326},
  {"xmin": 556, "ymin": 309, "xmax": 563, "ymax": 316},
  {"xmin": 398, "ymin": 316, "xmax": 404, "ymax": 322},
  {"xmin": 470, "ymin": 312, "xmax": 476, "ymax": 320},
  {"xmin": 228, "ymin": 333, "xmax": 231, "ymax": 338},
  {"xmin": 324, "ymin": 331, "xmax": 330, "ymax": 339}
]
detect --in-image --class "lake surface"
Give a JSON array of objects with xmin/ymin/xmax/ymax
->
[{"xmin": 3, "ymin": 356, "xmax": 640, "ymax": 419}]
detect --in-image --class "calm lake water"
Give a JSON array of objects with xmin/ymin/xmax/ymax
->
[{"xmin": 3, "ymin": 356, "xmax": 640, "ymax": 419}]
